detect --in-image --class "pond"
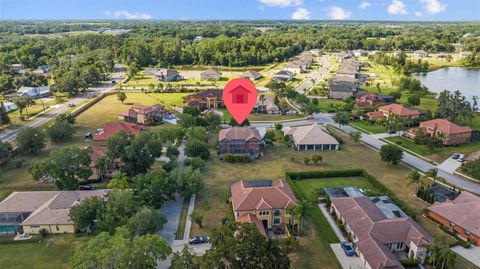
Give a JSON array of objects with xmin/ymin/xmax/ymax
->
[{"xmin": 412, "ymin": 67, "xmax": 480, "ymax": 104}]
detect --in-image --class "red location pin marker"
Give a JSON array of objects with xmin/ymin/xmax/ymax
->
[{"xmin": 223, "ymin": 78, "xmax": 257, "ymax": 125}]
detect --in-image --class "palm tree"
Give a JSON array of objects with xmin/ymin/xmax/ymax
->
[
  {"xmin": 292, "ymin": 200, "xmax": 314, "ymax": 231},
  {"xmin": 405, "ymin": 170, "xmax": 421, "ymax": 191},
  {"xmin": 438, "ymin": 246, "xmax": 456, "ymax": 269},
  {"xmin": 428, "ymin": 240, "xmax": 443, "ymax": 266},
  {"xmin": 425, "ymin": 168, "xmax": 438, "ymax": 185}
]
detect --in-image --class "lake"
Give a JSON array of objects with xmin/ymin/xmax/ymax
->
[{"xmin": 412, "ymin": 67, "xmax": 480, "ymax": 104}]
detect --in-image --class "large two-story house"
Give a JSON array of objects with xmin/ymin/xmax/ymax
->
[
  {"xmin": 185, "ymin": 89, "xmax": 223, "ymax": 110},
  {"xmin": 118, "ymin": 103, "xmax": 169, "ymax": 125},
  {"xmin": 404, "ymin": 119, "xmax": 472, "ymax": 146},
  {"xmin": 230, "ymin": 179, "xmax": 298, "ymax": 237},
  {"xmin": 218, "ymin": 127, "xmax": 262, "ymax": 159},
  {"xmin": 367, "ymin": 103, "xmax": 420, "ymax": 120}
]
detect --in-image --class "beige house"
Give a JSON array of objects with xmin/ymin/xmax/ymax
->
[
  {"xmin": 283, "ymin": 124, "xmax": 339, "ymax": 151},
  {"xmin": 0, "ymin": 190, "xmax": 109, "ymax": 235},
  {"xmin": 230, "ymin": 179, "xmax": 297, "ymax": 237}
]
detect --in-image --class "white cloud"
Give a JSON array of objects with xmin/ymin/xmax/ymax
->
[
  {"xmin": 359, "ymin": 2, "xmax": 372, "ymax": 9},
  {"xmin": 292, "ymin": 7, "xmax": 311, "ymax": 20},
  {"xmin": 420, "ymin": 0, "xmax": 447, "ymax": 14},
  {"xmin": 415, "ymin": 11, "xmax": 422, "ymax": 16},
  {"xmin": 387, "ymin": 0, "xmax": 407, "ymax": 15},
  {"xmin": 105, "ymin": 10, "xmax": 152, "ymax": 20},
  {"xmin": 258, "ymin": 0, "xmax": 302, "ymax": 7},
  {"xmin": 327, "ymin": 6, "xmax": 352, "ymax": 20}
]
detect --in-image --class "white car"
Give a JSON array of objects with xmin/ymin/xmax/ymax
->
[{"xmin": 457, "ymin": 154, "xmax": 465, "ymax": 162}]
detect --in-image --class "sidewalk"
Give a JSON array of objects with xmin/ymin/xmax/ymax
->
[{"xmin": 318, "ymin": 203, "xmax": 345, "ymax": 241}]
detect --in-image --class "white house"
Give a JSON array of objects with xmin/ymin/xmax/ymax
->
[{"xmin": 17, "ymin": 86, "xmax": 51, "ymax": 99}]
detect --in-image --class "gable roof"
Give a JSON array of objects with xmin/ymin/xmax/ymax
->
[
  {"xmin": 237, "ymin": 213, "xmax": 267, "ymax": 237},
  {"xmin": 186, "ymin": 89, "xmax": 223, "ymax": 100},
  {"xmin": 219, "ymin": 127, "xmax": 261, "ymax": 142},
  {"xmin": 231, "ymin": 179, "xmax": 298, "ymax": 212},
  {"xmin": 428, "ymin": 191, "xmax": 480, "ymax": 236},
  {"xmin": 284, "ymin": 124, "xmax": 339, "ymax": 145},
  {"xmin": 378, "ymin": 104, "xmax": 420, "ymax": 117},
  {"xmin": 93, "ymin": 122, "xmax": 148, "ymax": 141},
  {"xmin": 420, "ymin": 119, "xmax": 472, "ymax": 135},
  {"xmin": 240, "ymin": 70, "xmax": 262, "ymax": 79},
  {"xmin": 201, "ymin": 69, "xmax": 221, "ymax": 76}
]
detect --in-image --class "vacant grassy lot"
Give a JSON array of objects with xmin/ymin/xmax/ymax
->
[
  {"xmin": 384, "ymin": 136, "xmax": 480, "ymax": 163},
  {"xmin": 0, "ymin": 235, "xmax": 87, "ymax": 269},
  {"xmin": 316, "ymin": 99, "xmax": 345, "ymax": 113},
  {"xmin": 350, "ymin": 120, "xmax": 387, "ymax": 134}
]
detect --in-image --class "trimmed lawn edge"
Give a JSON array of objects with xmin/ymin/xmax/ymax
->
[{"xmin": 175, "ymin": 195, "xmax": 191, "ymax": 240}]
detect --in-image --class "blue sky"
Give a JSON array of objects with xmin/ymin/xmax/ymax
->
[{"xmin": 1, "ymin": 0, "xmax": 479, "ymax": 21}]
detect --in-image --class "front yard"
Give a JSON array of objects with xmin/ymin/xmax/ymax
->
[{"xmin": 350, "ymin": 120, "xmax": 387, "ymax": 134}]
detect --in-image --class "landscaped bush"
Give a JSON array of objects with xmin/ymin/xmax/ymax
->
[
  {"xmin": 223, "ymin": 154, "xmax": 251, "ymax": 163},
  {"xmin": 400, "ymin": 258, "xmax": 419, "ymax": 267}
]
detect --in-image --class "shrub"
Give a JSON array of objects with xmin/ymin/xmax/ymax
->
[
  {"xmin": 9, "ymin": 157, "xmax": 24, "ymax": 169},
  {"xmin": 400, "ymin": 259, "xmax": 419, "ymax": 267},
  {"xmin": 39, "ymin": 228, "xmax": 49, "ymax": 238}
]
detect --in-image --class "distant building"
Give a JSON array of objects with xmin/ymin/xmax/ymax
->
[
  {"xmin": 118, "ymin": 103, "xmax": 169, "ymax": 125},
  {"xmin": 272, "ymin": 70, "xmax": 294, "ymax": 82},
  {"xmin": 284, "ymin": 61, "xmax": 305, "ymax": 74},
  {"xmin": 2, "ymin": 102, "xmax": 17, "ymax": 112},
  {"xmin": 17, "ymin": 86, "xmax": 51, "ymax": 99},
  {"xmin": 355, "ymin": 92, "xmax": 395, "ymax": 107},
  {"xmin": 230, "ymin": 179, "xmax": 297, "ymax": 237},
  {"xmin": 427, "ymin": 191, "xmax": 480, "ymax": 246},
  {"xmin": 404, "ymin": 119, "xmax": 472, "ymax": 146},
  {"xmin": 309, "ymin": 49, "xmax": 322, "ymax": 56},
  {"xmin": 459, "ymin": 51, "xmax": 473, "ymax": 58},
  {"xmin": 193, "ymin": 36, "xmax": 203, "ymax": 42},
  {"xmin": 283, "ymin": 124, "xmax": 339, "ymax": 151},
  {"xmin": 218, "ymin": 127, "xmax": 262, "ymax": 159},
  {"xmin": 254, "ymin": 96, "xmax": 279, "ymax": 114},
  {"xmin": 353, "ymin": 49, "xmax": 369, "ymax": 57},
  {"xmin": 329, "ymin": 77, "xmax": 358, "ymax": 100},
  {"xmin": 367, "ymin": 104, "xmax": 420, "ymax": 120},
  {"xmin": 0, "ymin": 190, "xmax": 110, "ymax": 235},
  {"xmin": 413, "ymin": 50, "xmax": 429, "ymax": 58},
  {"xmin": 200, "ymin": 69, "xmax": 221, "ymax": 81},
  {"xmin": 34, "ymin": 65, "xmax": 50, "ymax": 74},
  {"xmin": 185, "ymin": 89, "xmax": 223, "ymax": 110},
  {"xmin": 153, "ymin": 69, "xmax": 181, "ymax": 82},
  {"xmin": 93, "ymin": 122, "xmax": 148, "ymax": 141},
  {"xmin": 240, "ymin": 70, "xmax": 263, "ymax": 80}
]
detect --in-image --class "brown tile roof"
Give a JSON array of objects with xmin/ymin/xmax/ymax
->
[
  {"xmin": 219, "ymin": 127, "xmax": 261, "ymax": 142},
  {"xmin": 332, "ymin": 197, "xmax": 432, "ymax": 269},
  {"xmin": 283, "ymin": 124, "xmax": 339, "ymax": 146},
  {"xmin": 186, "ymin": 89, "xmax": 223, "ymax": 99},
  {"xmin": 428, "ymin": 192, "xmax": 480, "ymax": 236},
  {"xmin": 420, "ymin": 119, "xmax": 472, "ymax": 135},
  {"xmin": 367, "ymin": 110, "xmax": 385, "ymax": 119},
  {"xmin": 230, "ymin": 180, "xmax": 297, "ymax": 212},
  {"xmin": 87, "ymin": 145, "xmax": 121, "ymax": 168},
  {"xmin": 237, "ymin": 213, "xmax": 267, "ymax": 237},
  {"xmin": 93, "ymin": 122, "xmax": 148, "ymax": 141},
  {"xmin": 378, "ymin": 104, "xmax": 420, "ymax": 117}
]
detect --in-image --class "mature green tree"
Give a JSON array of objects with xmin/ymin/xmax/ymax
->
[
  {"xmin": 0, "ymin": 141, "xmax": 13, "ymax": 160},
  {"xmin": 349, "ymin": 131, "xmax": 362, "ymax": 143},
  {"xmin": 127, "ymin": 207, "xmax": 167, "ymax": 236},
  {"xmin": 120, "ymin": 139, "xmax": 156, "ymax": 177},
  {"xmin": 69, "ymin": 197, "xmax": 106, "ymax": 233},
  {"xmin": 310, "ymin": 154, "xmax": 323, "ymax": 165},
  {"xmin": 379, "ymin": 144, "xmax": 403, "ymax": 165},
  {"xmin": 203, "ymin": 223, "xmax": 290, "ymax": 269},
  {"xmin": 425, "ymin": 168, "xmax": 439, "ymax": 184},
  {"xmin": 127, "ymin": 63, "xmax": 140, "ymax": 78},
  {"xmin": 107, "ymin": 172, "xmax": 130, "ymax": 189},
  {"xmin": 185, "ymin": 139, "xmax": 210, "ymax": 160},
  {"xmin": 136, "ymin": 131, "xmax": 163, "ymax": 158},
  {"xmin": 436, "ymin": 90, "xmax": 475, "ymax": 123},
  {"xmin": 46, "ymin": 119, "xmax": 75, "ymax": 143},
  {"xmin": 71, "ymin": 226, "xmax": 171, "ymax": 269},
  {"xmin": 117, "ymin": 91, "xmax": 127, "ymax": 104},
  {"xmin": 17, "ymin": 127, "xmax": 46, "ymax": 154},
  {"xmin": 30, "ymin": 146, "xmax": 92, "ymax": 190},
  {"xmin": 170, "ymin": 167, "xmax": 204, "ymax": 197},
  {"xmin": 290, "ymin": 200, "xmax": 314, "ymax": 231},
  {"xmin": 166, "ymin": 145, "xmax": 180, "ymax": 160},
  {"xmin": 186, "ymin": 126, "xmax": 207, "ymax": 142},
  {"xmin": 332, "ymin": 111, "xmax": 350, "ymax": 127},
  {"xmin": 183, "ymin": 106, "xmax": 201, "ymax": 117},
  {"xmin": 170, "ymin": 246, "xmax": 199, "ymax": 269},
  {"xmin": 97, "ymin": 190, "xmax": 138, "ymax": 233},
  {"xmin": 229, "ymin": 117, "xmax": 250, "ymax": 127},
  {"xmin": 95, "ymin": 155, "xmax": 112, "ymax": 181},
  {"xmin": 184, "ymin": 157, "xmax": 206, "ymax": 171},
  {"xmin": 407, "ymin": 95, "xmax": 421, "ymax": 107},
  {"xmin": 133, "ymin": 170, "xmax": 177, "ymax": 208},
  {"xmin": 13, "ymin": 96, "xmax": 35, "ymax": 117},
  {"xmin": 0, "ymin": 102, "xmax": 11, "ymax": 125},
  {"xmin": 204, "ymin": 113, "xmax": 222, "ymax": 131},
  {"xmin": 106, "ymin": 131, "xmax": 131, "ymax": 158},
  {"xmin": 437, "ymin": 245, "xmax": 456, "ymax": 269},
  {"xmin": 190, "ymin": 210, "xmax": 203, "ymax": 228}
]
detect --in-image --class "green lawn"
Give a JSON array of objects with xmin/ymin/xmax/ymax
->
[
  {"xmin": 384, "ymin": 136, "xmax": 480, "ymax": 163},
  {"xmin": 175, "ymin": 195, "xmax": 191, "ymax": 240},
  {"xmin": 350, "ymin": 120, "xmax": 387, "ymax": 134},
  {"xmin": 316, "ymin": 99, "xmax": 346, "ymax": 113},
  {"xmin": 294, "ymin": 177, "xmax": 373, "ymax": 200},
  {"xmin": 0, "ymin": 235, "xmax": 87, "ymax": 269}
]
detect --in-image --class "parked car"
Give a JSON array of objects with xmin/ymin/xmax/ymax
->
[
  {"xmin": 457, "ymin": 154, "xmax": 465, "ymax": 162},
  {"xmin": 387, "ymin": 130, "xmax": 396, "ymax": 134},
  {"xmin": 452, "ymin": 153, "xmax": 460, "ymax": 160},
  {"xmin": 68, "ymin": 103, "xmax": 76, "ymax": 107},
  {"xmin": 341, "ymin": 241, "xmax": 355, "ymax": 256},
  {"xmin": 79, "ymin": 184, "xmax": 96, "ymax": 190},
  {"xmin": 189, "ymin": 236, "xmax": 209, "ymax": 245}
]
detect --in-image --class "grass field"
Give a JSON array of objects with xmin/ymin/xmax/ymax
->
[
  {"xmin": 0, "ymin": 235, "xmax": 87, "ymax": 269},
  {"xmin": 384, "ymin": 136, "xmax": 480, "ymax": 163},
  {"xmin": 350, "ymin": 120, "xmax": 387, "ymax": 134},
  {"xmin": 316, "ymin": 99, "xmax": 346, "ymax": 113}
]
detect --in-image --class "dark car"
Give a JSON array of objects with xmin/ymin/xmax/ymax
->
[
  {"xmin": 189, "ymin": 236, "xmax": 209, "ymax": 245},
  {"xmin": 341, "ymin": 241, "xmax": 355, "ymax": 256},
  {"xmin": 68, "ymin": 103, "xmax": 76, "ymax": 107},
  {"xmin": 387, "ymin": 130, "xmax": 396, "ymax": 134},
  {"xmin": 452, "ymin": 153, "xmax": 460, "ymax": 160},
  {"xmin": 79, "ymin": 184, "xmax": 96, "ymax": 190}
]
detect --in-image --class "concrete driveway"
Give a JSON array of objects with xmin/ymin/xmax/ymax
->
[
  {"xmin": 437, "ymin": 154, "xmax": 462, "ymax": 173},
  {"xmin": 452, "ymin": 245, "xmax": 480, "ymax": 267},
  {"xmin": 330, "ymin": 243, "xmax": 366, "ymax": 269}
]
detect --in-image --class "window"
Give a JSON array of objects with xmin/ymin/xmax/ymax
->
[
  {"xmin": 30, "ymin": 225, "xmax": 40, "ymax": 228},
  {"xmin": 274, "ymin": 209, "xmax": 281, "ymax": 216},
  {"xmin": 273, "ymin": 218, "xmax": 280, "ymax": 225},
  {"xmin": 236, "ymin": 212, "xmax": 240, "ymax": 218}
]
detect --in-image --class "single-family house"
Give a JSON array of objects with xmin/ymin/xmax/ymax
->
[
  {"xmin": 413, "ymin": 50, "xmax": 429, "ymax": 58},
  {"xmin": 153, "ymin": 69, "xmax": 181, "ymax": 82},
  {"xmin": 218, "ymin": 127, "xmax": 262, "ymax": 159},
  {"xmin": 11, "ymin": 64, "xmax": 24, "ymax": 73},
  {"xmin": 118, "ymin": 103, "xmax": 169, "ymax": 125},
  {"xmin": 93, "ymin": 122, "xmax": 148, "ymax": 141},
  {"xmin": 331, "ymin": 196, "xmax": 432, "ymax": 268},
  {"xmin": 17, "ymin": 86, "xmax": 51, "ymax": 99},
  {"xmin": 403, "ymin": 119, "xmax": 472, "ymax": 146},
  {"xmin": 427, "ymin": 191, "xmax": 480, "ymax": 246},
  {"xmin": 329, "ymin": 76, "xmax": 358, "ymax": 100},
  {"xmin": 309, "ymin": 49, "xmax": 322, "ymax": 56},
  {"xmin": 355, "ymin": 92, "xmax": 395, "ymax": 107},
  {"xmin": 230, "ymin": 179, "xmax": 297, "ymax": 237},
  {"xmin": 272, "ymin": 70, "xmax": 294, "ymax": 82},
  {"xmin": 34, "ymin": 65, "xmax": 50, "ymax": 74},
  {"xmin": 283, "ymin": 124, "xmax": 339, "ymax": 151},
  {"xmin": 2, "ymin": 102, "xmax": 17, "ymax": 112},
  {"xmin": 88, "ymin": 145, "xmax": 121, "ymax": 179},
  {"xmin": 200, "ymin": 69, "xmax": 221, "ymax": 81},
  {"xmin": 185, "ymin": 89, "xmax": 223, "ymax": 110},
  {"xmin": 338, "ymin": 51, "xmax": 353, "ymax": 62},
  {"xmin": 353, "ymin": 49, "xmax": 369, "ymax": 57},
  {"xmin": 367, "ymin": 103, "xmax": 420, "ymax": 120},
  {"xmin": 240, "ymin": 70, "xmax": 263, "ymax": 80},
  {"xmin": 254, "ymin": 96, "xmax": 279, "ymax": 114},
  {"xmin": 284, "ymin": 61, "xmax": 305, "ymax": 74},
  {"xmin": 0, "ymin": 190, "xmax": 110, "ymax": 235}
]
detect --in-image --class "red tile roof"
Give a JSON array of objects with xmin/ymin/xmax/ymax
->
[
  {"xmin": 367, "ymin": 110, "xmax": 385, "ymax": 119},
  {"xmin": 230, "ymin": 180, "xmax": 297, "ymax": 212},
  {"xmin": 428, "ymin": 192, "xmax": 480, "ymax": 236},
  {"xmin": 237, "ymin": 213, "xmax": 267, "ymax": 237},
  {"xmin": 379, "ymin": 104, "xmax": 420, "ymax": 117},
  {"xmin": 93, "ymin": 122, "xmax": 148, "ymax": 141},
  {"xmin": 87, "ymin": 145, "xmax": 121, "ymax": 168},
  {"xmin": 420, "ymin": 119, "xmax": 472, "ymax": 135}
]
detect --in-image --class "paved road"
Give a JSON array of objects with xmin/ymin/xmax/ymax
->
[
  {"xmin": 249, "ymin": 113, "xmax": 480, "ymax": 194},
  {"xmin": 0, "ymin": 70, "xmax": 125, "ymax": 143},
  {"xmin": 295, "ymin": 56, "xmax": 331, "ymax": 95}
]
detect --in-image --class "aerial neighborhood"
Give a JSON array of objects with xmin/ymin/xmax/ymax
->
[{"xmin": 0, "ymin": 19, "xmax": 479, "ymax": 269}]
